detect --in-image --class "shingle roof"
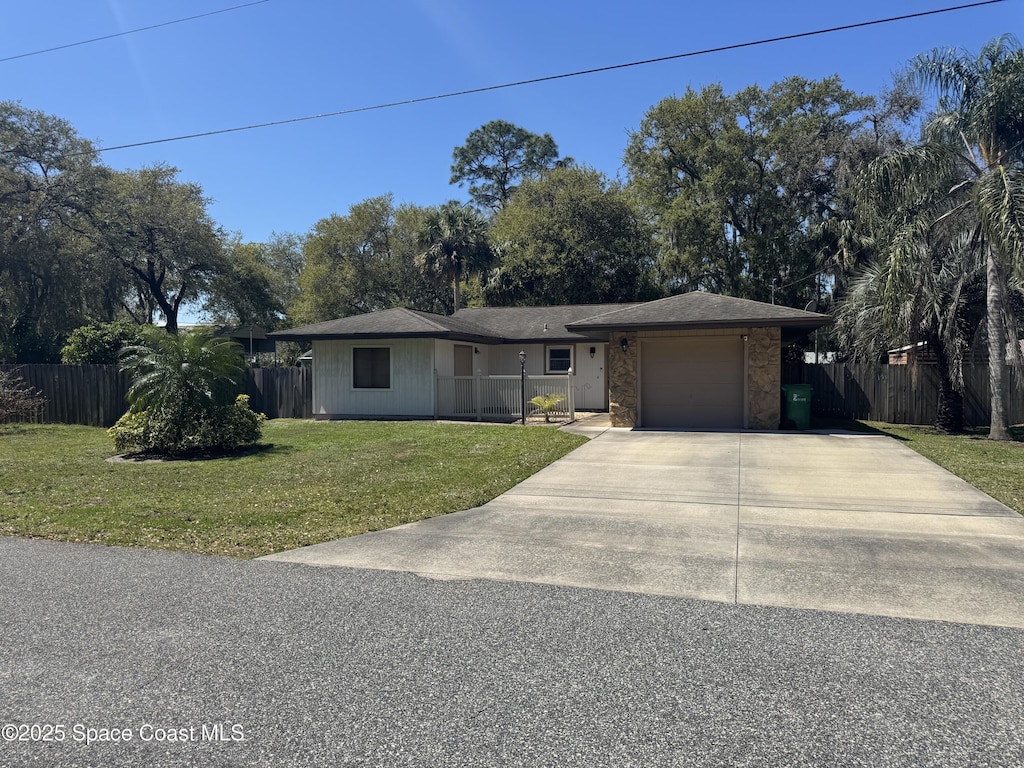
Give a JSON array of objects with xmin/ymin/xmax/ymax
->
[
  {"xmin": 270, "ymin": 294, "xmax": 829, "ymax": 343},
  {"xmin": 450, "ymin": 304, "xmax": 640, "ymax": 342},
  {"xmin": 268, "ymin": 307, "xmax": 496, "ymax": 342},
  {"xmin": 566, "ymin": 292, "xmax": 830, "ymax": 332}
]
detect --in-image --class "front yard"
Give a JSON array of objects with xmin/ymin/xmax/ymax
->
[{"xmin": 0, "ymin": 420, "xmax": 587, "ymax": 558}]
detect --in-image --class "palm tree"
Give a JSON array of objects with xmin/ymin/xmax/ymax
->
[
  {"xmin": 868, "ymin": 35, "xmax": 1024, "ymax": 439},
  {"xmin": 836, "ymin": 223, "xmax": 983, "ymax": 432},
  {"xmin": 120, "ymin": 328, "xmax": 248, "ymax": 416},
  {"xmin": 416, "ymin": 201, "xmax": 491, "ymax": 313}
]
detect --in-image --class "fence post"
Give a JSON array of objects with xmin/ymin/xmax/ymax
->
[
  {"xmin": 474, "ymin": 372, "xmax": 482, "ymax": 422},
  {"xmin": 567, "ymin": 368, "xmax": 575, "ymax": 421}
]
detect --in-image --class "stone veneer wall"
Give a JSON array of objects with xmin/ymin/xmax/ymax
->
[
  {"xmin": 746, "ymin": 326, "xmax": 781, "ymax": 429},
  {"xmin": 608, "ymin": 333, "xmax": 638, "ymax": 427}
]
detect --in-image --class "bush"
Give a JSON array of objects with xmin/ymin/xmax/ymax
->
[
  {"xmin": 111, "ymin": 328, "xmax": 260, "ymax": 456},
  {"xmin": 108, "ymin": 395, "xmax": 265, "ymax": 455},
  {"xmin": 529, "ymin": 393, "xmax": 565, "ymax": 422},
  {"xmin": 0, "ymin": 369, "xmax": 46, "ymax": 422},
  {"xmin": 61, "ymin": 322, "xmax": 146, "ymax": 365}
]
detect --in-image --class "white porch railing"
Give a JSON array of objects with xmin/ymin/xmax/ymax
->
[{"xmin": 435, "ymin": 373, "xmax": 575, "ymax": 422}]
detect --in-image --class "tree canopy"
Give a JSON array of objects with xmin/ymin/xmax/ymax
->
[
  {"xmin": 625, "ymin": 76, "xmax": 877, "ymax": 307},
  {"xmin": 291, "ymin": 195, "xmax": 450, "ymax": 325},
  {"xmin": 93, "ymin": 165, "xmax": 226, "ymax": 334},
  {"xmin": 450, "ymin": 120, "xmax": 564, "ymax": 212},
  {"xmin": 485, "ymin": 166, "xmax": 658, "ymax": 306},
  {"xmin": 0, "ymin": 101, "xmax": 122, "ymax": 361},
  {"xmin": 204, "ymin": 232, "xmax": 304, "ymax": 330}
]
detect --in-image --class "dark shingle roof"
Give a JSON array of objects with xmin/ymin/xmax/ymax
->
[
  {"xmin": 450, "ymin": 304, "xmax": 640, "ymax": 342},
  {"xmin": 269, "ymin": 294, "xmax": 829, "ymax": 343},
  {"xmin": 567, "ymin": 292, "xmax": 830, "ymax": 333},
  {"xmin": 268, "ymin": 307, "xmax": 496, "ymax": 342}
]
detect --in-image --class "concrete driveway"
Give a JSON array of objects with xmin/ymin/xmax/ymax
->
[{"xmin": 263, "ymin": 427, "xmax": 1024, "ymax": 627}]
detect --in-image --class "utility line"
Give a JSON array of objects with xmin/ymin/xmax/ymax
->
[
  {"xmin": 88, "ymin": 0, "xmax": 1008, "ymax": 154},
  {"xmin": 781, "ymin": 266, "xmax": 832, "ymax": 290},
  {"xmin": 0, "ymin": 0, "xmax": 272, "ymax": 64},
  {"xmin": 89, "ymin": 0, "xmax": 1009, "ymax": 155}
]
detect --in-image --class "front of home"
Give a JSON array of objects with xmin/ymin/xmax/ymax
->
[{"xmin": 271, "ymin": 293, "xmax": 829, "ymax": 430}]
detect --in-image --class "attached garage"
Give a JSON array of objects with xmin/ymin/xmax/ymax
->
[
  {"xmin": 565, "ymin": 292, "xmax": 831, "ymax": 430},
  {"xmin": 640, "ymin": 336, "xmax": 744, "ymax": 429}
]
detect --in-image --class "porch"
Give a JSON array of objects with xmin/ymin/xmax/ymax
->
[{"xmin": 436, "ymin": 373, "xmax": 577, "ymax": 422}]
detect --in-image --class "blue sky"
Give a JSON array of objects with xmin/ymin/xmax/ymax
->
[{"xmin": 3, "ymin": 0, "xmax": 1020, "ymax": 246}]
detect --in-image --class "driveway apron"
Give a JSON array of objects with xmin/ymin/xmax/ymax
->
[{"xmin": 262, "ymin": 429, "xmax": 1024, "ymax": 627}]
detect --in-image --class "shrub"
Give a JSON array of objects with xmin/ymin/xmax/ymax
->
[
  {"xmin": 111, "ymin": 329, "xmax": 263, "ymax": 456},
  {"xmin": 61, "ymin": 322, "xmax": 146, "ymax": 365},
  {"xmin": 109, "ymin": 395, "xmax": 265, "ymax": 455},
  {"xmin": 529, "ymin": 393, "xmax": 565, "ymax": 422},
  {"xmin": 0, "ymin": 369, "xmax": 46, "ymax": 422}
]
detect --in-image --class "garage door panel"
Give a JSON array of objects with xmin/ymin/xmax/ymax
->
[{"xmin": 641, "ymin": 337, "xmax": 744, "ymax": 429}]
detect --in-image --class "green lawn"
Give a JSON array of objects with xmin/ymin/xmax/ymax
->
[
  {"xmin": 0, "ymin": 420, "xmax": 587, "ymax": 558},
  {"xmin": 860, "ymin": 421, "xmax": 1024, "ymax": 515}
]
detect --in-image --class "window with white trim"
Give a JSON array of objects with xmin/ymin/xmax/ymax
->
[
  {"xmin": 353, "ymin": 347, "xmax": 391, "ymax": 389},
  {"xmin": 546, "ymin": 345, "xmax": 573, "ymax": 373}
]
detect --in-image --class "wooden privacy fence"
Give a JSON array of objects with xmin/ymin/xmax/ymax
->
[
  {"xmin": 782, "ymin": 362, "xmax": 1024, "ymax": 426},
  {"xmin": 1, "ymin": 364, "xmax": 129, "ymax": 428},
  {"xmin": 1, "ymin": 365, "xmax": 312, "ymax": 427},
  {"xmin": 245, "ymin": 367, "xmax": 312, "ymax": 420}
]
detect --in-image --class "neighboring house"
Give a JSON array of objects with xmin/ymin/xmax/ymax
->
[
  {"xmin": 218, "ymin": 325, "xmax": 277, "ymax": 358},
  {"xmin": 887, "ymin": 341, "xmax": 937, "ymax": 366},
  {"xmin": 270, "ymin": 292, "xmax": 829, "ymax": 429},
  {"xmin": 887, "ymin": 339, "xmax": 1024, "ymax": 365},
  {"xmin": 180, "ymin": 324, "xmax": 278, "ymax": 358}
]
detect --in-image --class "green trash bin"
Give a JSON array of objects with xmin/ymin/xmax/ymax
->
[{"xmin": 782, "ymin": 384, "xmax": 813, "ymax": 430}]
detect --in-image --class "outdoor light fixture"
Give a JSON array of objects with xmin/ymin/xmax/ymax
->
[
  {"xmin": 474, "ymin": 347, "xmax": 479, "ymax": 354},
  {"xmin": 519, "ymin": 351, "xmax": 526, "ymax": 366},
  {"xmin": 620, "ymin": 337, "xmax": 629, "ymax": 352},
  {"xmin": 741, "ymin": 335, "xmax": 748, "ymax": 342}
]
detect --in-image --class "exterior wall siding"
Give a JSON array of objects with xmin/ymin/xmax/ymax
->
[
  {"xmin": 489, "ymin": 344, "xmax": 546, "ymax": 376},
  {"xmin": 433, "ymin": 339, "xmax": 491, "ymax": 377},
  {"xmin": 312, "ymin": 338, "xmax": 435, "ymax": 418}
]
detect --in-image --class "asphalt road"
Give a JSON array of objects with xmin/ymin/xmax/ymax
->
[{"xmin": 2, "ymin": 537, "xmax": 1023, "ymax": 768}]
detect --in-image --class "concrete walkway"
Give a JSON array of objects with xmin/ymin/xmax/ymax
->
[{"xmin": 263, "ymin": 427, "xmax": 1024, "ymax": 628}]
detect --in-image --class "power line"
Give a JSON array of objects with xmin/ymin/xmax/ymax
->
[
  {"xmin": 0, "ymin": 0, "xmax": 272, "ymax": 64},
  {"xmin": 94, "ymin": 0, "xmax": 1008, "ymax": 154},
  {"xmin": 782, "ymin": 266, "xmax": 832, "ymax": 290}
]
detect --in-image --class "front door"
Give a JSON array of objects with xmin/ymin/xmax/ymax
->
[{"xmin": 572, "ymin": 343, "xmax": 606, "ymax": 410}]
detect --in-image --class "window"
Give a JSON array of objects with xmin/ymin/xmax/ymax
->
[
  {"xmin": 353, "ymin": 347, "xmax": 390, "ymax": 389},
  {"xmin": 546, "ymin": 346, "xmax": 573, "ymax": 373}
]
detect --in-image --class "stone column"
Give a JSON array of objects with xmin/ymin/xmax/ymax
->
[
  {"xmin": 608, "ymin": 333, "xmax": 638, "ymax": 427},
  {"xmin": 746, "ymin": 327, "xmax": 781, "ymax": 429}
]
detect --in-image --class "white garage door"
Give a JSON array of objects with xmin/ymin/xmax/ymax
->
[{"xmin": 640, "ymin": 337, "xmax": 744, "ymax": 428}]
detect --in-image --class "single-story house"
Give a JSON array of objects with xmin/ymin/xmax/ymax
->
[{"xmin": 270, "ymin": 292, "xmax": 829, "ymax": 429}]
